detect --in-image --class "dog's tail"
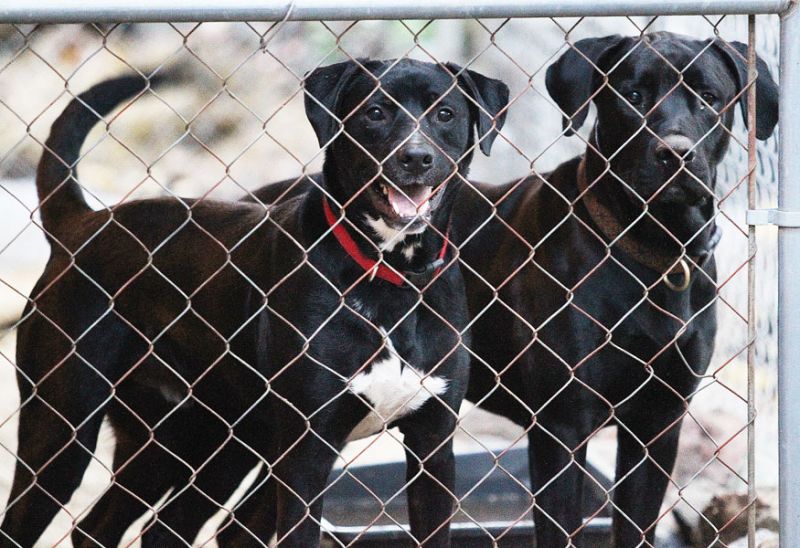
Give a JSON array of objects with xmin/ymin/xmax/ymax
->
[{"xmin": 36, "ymin": 72, "xmax": 165, "ymax": 236}]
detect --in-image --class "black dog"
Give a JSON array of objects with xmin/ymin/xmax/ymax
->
[
  {"xmin": 223, "ymin": 32, "xmax": 778, "ymax": 547},
  {"xmin": 0, "ymin": 58, "xmax": 509, "ymax": 547},
  {"xmin": 448, "ymin": 32, "xmax": 778, "ymax": 546}
]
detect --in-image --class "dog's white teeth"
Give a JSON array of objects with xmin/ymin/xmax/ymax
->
[{"xmin": 385, "ymin": 184, "xmax": 433, "ymax": 218}]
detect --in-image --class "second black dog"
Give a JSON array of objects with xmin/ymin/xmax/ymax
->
[{"xmin": 451, "ymin": 32, "xmax": 778, "ymax": 546}]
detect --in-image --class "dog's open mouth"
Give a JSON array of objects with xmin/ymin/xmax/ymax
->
[{"xmin": 375, "ymin": 182, "xmax": 434, "ymax": 220}]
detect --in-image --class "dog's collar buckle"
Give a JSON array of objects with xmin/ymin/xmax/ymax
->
[
  {"xmin": 662, "ymin": 259, "xmax": 692, "ymax": 292},
  {"xmin": 402, "ymin": 257, "xmax": 446, "ymax": 287}
]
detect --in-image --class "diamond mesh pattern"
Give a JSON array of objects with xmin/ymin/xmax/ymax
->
[{"xmin": 0, "ymin": 15, "xmax": 777, "ymax": 548}]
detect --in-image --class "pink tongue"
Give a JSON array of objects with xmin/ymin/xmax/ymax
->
[{"xmin": 386, "ymin": 185, "xmax": 431, "ymax": 217}]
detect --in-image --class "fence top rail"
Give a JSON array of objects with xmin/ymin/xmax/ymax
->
[{"xmin": 0, "ymin": 0, "xmax": 793, "ymax": 23}]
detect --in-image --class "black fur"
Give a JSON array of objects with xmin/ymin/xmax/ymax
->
[{"xmin": 454, "ymin": 32, "xmax": 778, "ymax": 546}]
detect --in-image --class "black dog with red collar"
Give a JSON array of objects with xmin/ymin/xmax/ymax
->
[
  {"xmin": 1, "ymin": 60, "xmax": 508, "ymax": 547},
  {"xmin": 223, "ymin": 32, "xmax": 775, "ymax": 548}
]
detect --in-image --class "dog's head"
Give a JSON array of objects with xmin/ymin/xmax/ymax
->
[
  {"xmin": 304, "ymin": 58, "xmax": 509, "ymax": 237},
  {"xmin": 546, "ymin": 32, "xmax": 778, "ymax": 248}
]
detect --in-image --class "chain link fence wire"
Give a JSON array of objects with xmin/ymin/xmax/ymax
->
[{"xmin": 0, "ymin": 11, "xmax": 781, "ymax": 548}]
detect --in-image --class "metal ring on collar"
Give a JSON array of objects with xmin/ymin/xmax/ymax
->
[{"xmin": 662, "ymin": 259, "xmax": 691, "ymax": 292}]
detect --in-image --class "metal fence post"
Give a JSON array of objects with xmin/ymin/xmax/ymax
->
[
  {"xmin": 779, "ymin": 2, "xmax": 800, "ymax": 546},
  {"xmin": 0, "ymin": 0, "xmax": 793, "ymax": 22}
]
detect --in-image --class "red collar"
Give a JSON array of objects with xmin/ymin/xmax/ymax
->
[{"xmin": 322, "ymin": 197, "xmax": 449, "ymax": 287}]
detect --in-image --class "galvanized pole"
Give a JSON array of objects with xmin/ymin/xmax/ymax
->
[
  {"xmin": 0, "ymin": 0, "xmax": 793, "ymax": 22},
  {"xmin": 779, "ymin": 2, "xmax": 800, "ymax": 547},
  {"xmin": 746, "ymin": 14, "xmax": 758, "ymax": 548}
]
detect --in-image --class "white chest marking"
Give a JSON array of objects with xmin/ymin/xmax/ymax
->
[
  {"xmin": 364, "ymin": 214, "xmax": 425, "ymax": 253},
  {"xmin": 347, "ymin": 333, "xmax": 448, "ymax": 441},
  {"xmin": 402, "ymin": 241, "xmax": 420, "ymax": 261}
]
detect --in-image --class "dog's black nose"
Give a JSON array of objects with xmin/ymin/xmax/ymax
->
[
  {"xmin": 654, "ymin": 135, "xmax": 696, "ymax": 168},
  {"xmin": 398, "ymin": 146, "xmax": 434, "ymax": 174}
]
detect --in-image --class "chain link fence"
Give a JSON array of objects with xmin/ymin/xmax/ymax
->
[{"xmin": 0, "ymin": 2, "xmax": 796, "ymax": 546}]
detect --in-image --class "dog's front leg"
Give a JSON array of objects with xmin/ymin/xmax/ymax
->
[
  {"xmin": 528, "ymin": 419, "xmax": 589, "ymax": 548},
  {"xmin": 399, "ymin": 404, "xmax": 459, "ymax": 547},
  {"xmin": 271, "ymin": 414, "xmax": 345, "ymax": 548},
  {"xmin": 612, "ymin": 408, "xmax": 682, "ymax": 547}
]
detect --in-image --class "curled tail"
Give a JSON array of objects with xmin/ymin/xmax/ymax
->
[{"xmin": 36, "ymin": 73, "xmax": 164, "ymax": 236}]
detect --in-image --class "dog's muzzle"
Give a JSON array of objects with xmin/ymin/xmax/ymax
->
[
  {"xmin": 654, "ymin": 134, "xmax": 695, "ymax": 168},
  {"xmin": 376, "ymin": 180, "xmax": 435, "ymax": 218},
  {"xmin": 652, "ymin": 134, "xmax": 709, "ymax": 205}
]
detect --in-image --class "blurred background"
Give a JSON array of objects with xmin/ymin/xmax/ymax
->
[{"xmin": 0, "ymin": 14, "xmax": 781, "ymax": 546}]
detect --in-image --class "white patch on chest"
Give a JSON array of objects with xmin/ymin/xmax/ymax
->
[
  {"xmin": 364, "ymin": 215, "xmax": 424, "ymax": 253},
  {"xmin": 347, "ymin": 332, "xmax": 448, "ymax": 441},
  {"xmin": 402, "ymin": 241, "xmax": 420, "ymax": 261}
]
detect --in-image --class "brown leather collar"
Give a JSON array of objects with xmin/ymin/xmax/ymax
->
[{"xmin": 576, "ymin": 157, "xmax": 719, "ymax": 292}]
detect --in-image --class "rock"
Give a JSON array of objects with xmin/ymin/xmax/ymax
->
[{"xmin": 692, "ymin": 493, "xmax": 778, "ymax": 547}]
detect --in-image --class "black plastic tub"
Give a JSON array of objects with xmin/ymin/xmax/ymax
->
[{"xmin": 320, "ymin": 447, "xmax": 613, "ymax": 547}]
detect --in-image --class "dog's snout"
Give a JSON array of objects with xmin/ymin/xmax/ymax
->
[
  {"xmin": 654, "ymin": 134, "xmax": 696, "ymax": 166},
  {"xmin": 398, "ymin": 146, "xmax": 434, "ymax": 175}
]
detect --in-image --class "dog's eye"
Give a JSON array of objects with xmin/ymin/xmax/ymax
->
[
  {"xmin": 436, "ymin": 107, "xmax": 454, "ymax": 122},
  {"xmin": 624, "ymin": 90, "xmax": 643, "ymax": 106},
  {"xmin": 700, "ymin": 91, "xmax": 717, "ymax": 105},
  {"xmin": 365, "ymin": 106, "xmax": 386, "ymax": 122}
]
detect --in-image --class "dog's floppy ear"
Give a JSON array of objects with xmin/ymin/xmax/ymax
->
[
  {"xmin": 446, "ymin": 63, "xmax": 510, "ymax": 155},
  {"xmin": 709, "ymin": 40, "xmax": 779, "ymax": 140},
  {"xmin": 304, "ymin": 60, "xmax": 364, "ymax": 147},
  {"xmin": 545, "ymin": 35, "xmax": 634, "ymax": 135}
]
